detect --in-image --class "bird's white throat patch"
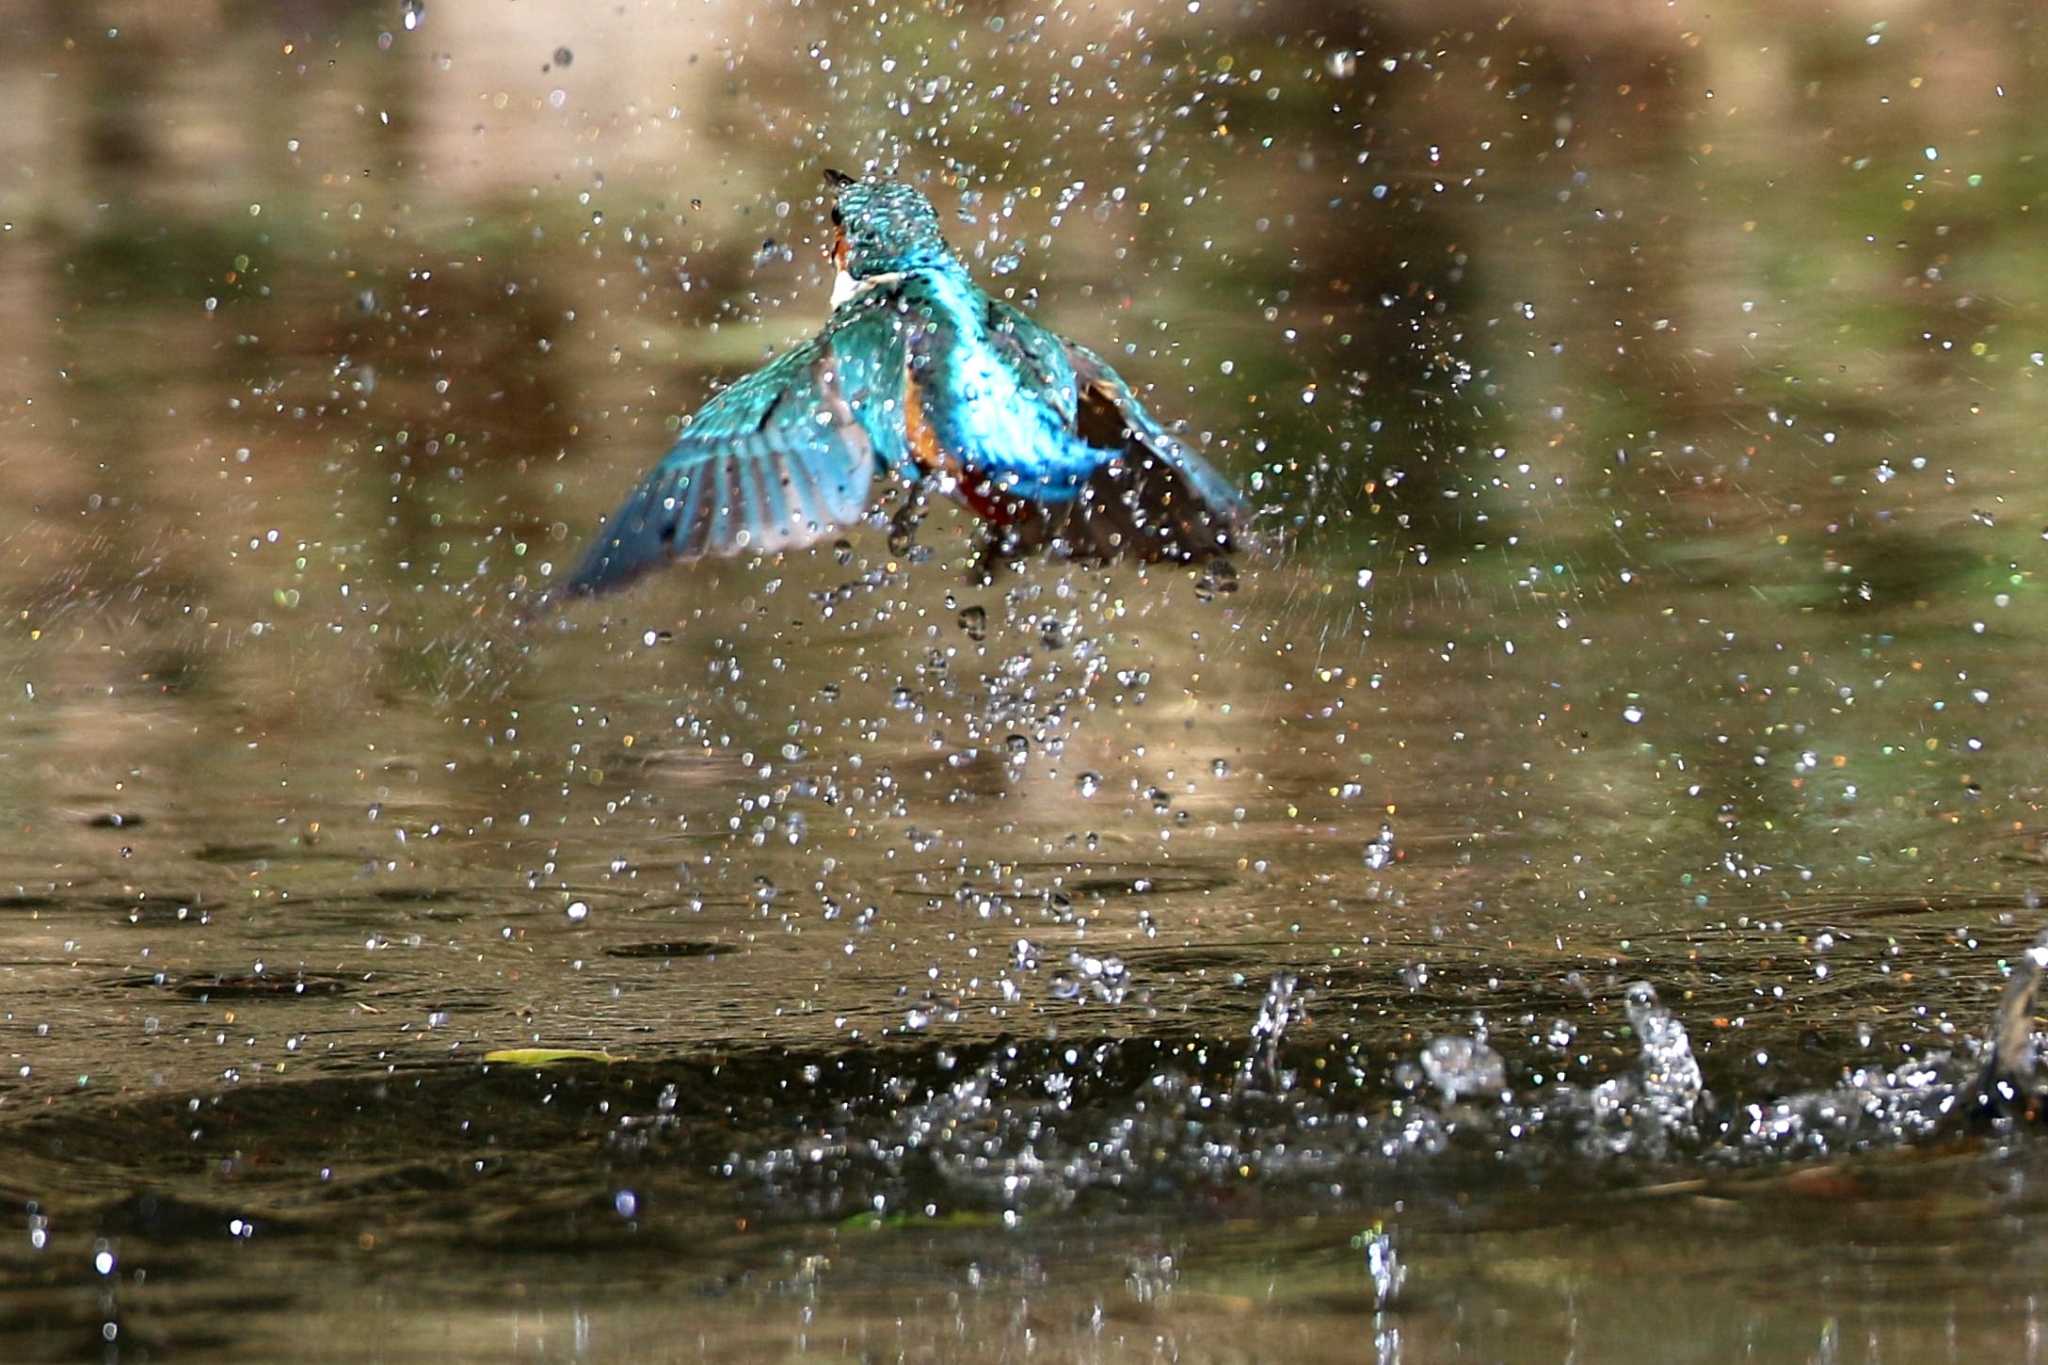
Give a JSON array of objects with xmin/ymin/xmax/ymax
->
[{"xmin": 830, "ymin": 269, "xmax": 906, "ymax": 309}]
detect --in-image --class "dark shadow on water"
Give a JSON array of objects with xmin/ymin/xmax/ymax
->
[
  {"xmin": 103, "ymin": 972, "xmax": 357, "ymax": 1001},
  {"xmin": 601, "ymin": 940, "xmax": 731, "ymax": 960}
]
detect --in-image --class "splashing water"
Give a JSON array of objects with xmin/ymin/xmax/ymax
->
[
  {"xmin": 1973, "ymin": 928, "xmax": 2048, "ymax": 1118},
  {"xmin": 1356, "ymin": 1222, "xmax": 1405, "ymax": 1309},
  {"xmin": 632, "ymin": 944, "xmax": 2046, "ymax": 1240},
  {"xmin": 1585, "ymin": 982, "xmax": 1704, "ymax": 1155},
  {"xmin": 1048, "ymin": 950, "xmax": 1129, "ymax": 1004},
  {"xmin": 1627, "ymin": 981, "xmax": 1704, "ymax": 1117},
  {"xmin": 1242, "ymin": 972, "xmax": 1305, "ymax": 1092},
  {"xmin": 1418, "ymin": 1031, "xmax": 1507, "ymax": 1106}
]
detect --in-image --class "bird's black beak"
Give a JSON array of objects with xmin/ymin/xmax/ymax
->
[{"xmin": 822, "ymin": 168, "xmax": 856, "ymax": 190}]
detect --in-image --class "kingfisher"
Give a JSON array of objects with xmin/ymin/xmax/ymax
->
[{"xmin": 562, "ymin": 169, "xmax": 1243, "ymax": 596}]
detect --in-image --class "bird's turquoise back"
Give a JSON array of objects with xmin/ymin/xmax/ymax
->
[
  {"xmin": 902, "ymin": 274, "xmax": 1246, "ymax": 521},
  {"xmin": 893, "ymin": 271, "xmax": 1105, "ymax": 499}
]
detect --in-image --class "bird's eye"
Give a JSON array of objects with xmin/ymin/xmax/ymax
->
[{"xmin": 830, "ymin": 207, "xmax": 843, "ymax": 227}]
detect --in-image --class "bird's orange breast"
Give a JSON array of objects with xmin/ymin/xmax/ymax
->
[
  {"xmin": 902, "ymin": 363, "xmax": 1020, "ymax": 525},
  {"xmin": 901, "ymin": 364, "xmax": 953, "ymax": 477}
]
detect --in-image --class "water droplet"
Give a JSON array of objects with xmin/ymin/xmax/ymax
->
[
  {"xmin": 1243, "ymin": 973, "xmax": 1304, "ymax": 1089},
  {"xmin": 1418, "ymin": 1034, "xmax": 1506, "ymax": 1104},
  {"xmin": 1360, "ymin": 1226, "xmax": 1403, "ymax": 1307},
  {"xmin": 1363, "ymin": 822, "xmax": 1397, "ymax": 871}
]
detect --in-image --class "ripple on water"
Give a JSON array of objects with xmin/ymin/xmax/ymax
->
[
  {"xmin": 187, "ymin": 841, "xmax": 362, "ymax": 867},
  {"xmin": 878, "ymin": 859, "xmax": 1237, "ymax": 902},
  {"xmin": 105, "ymin": 971, "xmax": 358, "ymax": 1000}
]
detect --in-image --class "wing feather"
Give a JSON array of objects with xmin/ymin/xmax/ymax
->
[
  {"xmin": 564, "ymin": 299, "xmax": 909, "ymax": 595},
  {"xmin": 982, "ymin": 301, "xmax": 1243, "ymax": 563}
]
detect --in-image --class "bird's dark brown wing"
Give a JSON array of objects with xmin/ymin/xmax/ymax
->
[{"xmin": 977, "ymin": 299, "xmax": 1242, "ymax": 564}]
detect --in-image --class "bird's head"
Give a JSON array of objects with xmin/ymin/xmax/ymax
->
[{"xmin": 823, "ymin": 170, "xmax": 956, "ymax": 278}]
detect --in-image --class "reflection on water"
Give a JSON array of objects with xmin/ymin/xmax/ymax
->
[{"xmin": 4, "ymin": 0, "xmax": 2048, "ymax": 1357}]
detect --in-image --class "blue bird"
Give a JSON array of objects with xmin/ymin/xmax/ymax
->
[{"xmin": 563, "ymin": 170, "xmax": 1243, "ymax": 596}]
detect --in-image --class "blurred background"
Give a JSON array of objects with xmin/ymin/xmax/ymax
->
[{"xmin": 3, "ymin": 0, "xmax": 2048, "ymax": 1358}]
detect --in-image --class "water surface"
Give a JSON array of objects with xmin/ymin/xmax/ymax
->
[{"xmin": 3, "ymin": 0, "xmax": 2048, "ymax": 1359}]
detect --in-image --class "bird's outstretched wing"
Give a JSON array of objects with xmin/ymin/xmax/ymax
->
[
  {"xmin": 564, "ymin": 301, "xmax": 908, "ymax": 596},
  {"xmin": 983, "ymin": 301, "xmax": 1244, "ymax": 564}
]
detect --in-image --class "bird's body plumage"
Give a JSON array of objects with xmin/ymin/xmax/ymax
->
[{"xmin": 566, "ymin": 173, "xmax": 1242, "ymax": 596}]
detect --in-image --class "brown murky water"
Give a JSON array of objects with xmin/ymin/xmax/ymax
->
[{"xmin": 4, "ymin": 0, "xmax": 2048, "ymax": 1359}]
